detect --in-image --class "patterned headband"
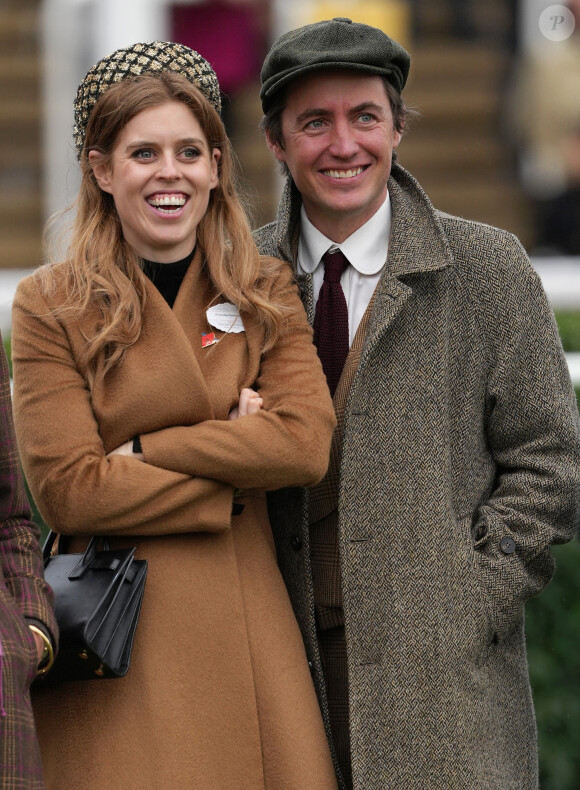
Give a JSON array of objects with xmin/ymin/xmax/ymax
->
[{"xmin": 73, "ymin": 41, "xmax": 222, "ymax": 158}]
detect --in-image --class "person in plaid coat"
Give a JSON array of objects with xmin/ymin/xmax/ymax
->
[{"xmin": 0, "ymin": 333, "xmax": 57, "ymax": 789}]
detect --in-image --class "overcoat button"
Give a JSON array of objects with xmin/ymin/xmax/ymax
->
[
  {"xmin": 290, "ymin": 535, "xmax": 302, "ymax": 551},
  {"xmin": 474, "ymin": 524, "xmax": 487, "ymax": 541},
  {"xmin": 500, "ymin": 537, "xmax": 516, "ymax": 555}
]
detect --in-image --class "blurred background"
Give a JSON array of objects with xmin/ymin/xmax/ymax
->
[{"xmin": 1, "ymin": 1, "xmax": 579, "ymax": 786}]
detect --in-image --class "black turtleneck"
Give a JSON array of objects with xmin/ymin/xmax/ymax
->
[{"xmin": 142, "ymin": 250, "xmax": 195, "ymax": 308}]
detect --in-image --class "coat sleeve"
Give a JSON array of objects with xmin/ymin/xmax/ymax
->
[
  {"xmin": 469, "ymin": 233, "xmax": 580, "ymax": 640},
  {"xmin": 11, "ymin": 280, "xmax": 234, "ymax": 538},
  {"xmin": 0, "ymin": 334, "xmax": 57, "ymax": 644},
  {"xmin": 140, "ymin": 264, "xmax": 336, "ymax": 490}
]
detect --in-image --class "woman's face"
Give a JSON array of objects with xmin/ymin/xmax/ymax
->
[{"xmin": 90, "ymin": 100, "xmax": 220, "ymax": 262}]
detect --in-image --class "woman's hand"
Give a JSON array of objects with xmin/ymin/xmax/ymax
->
[
  {"xmin": 228, "ymin": 388, "xmax": 263, "ymax": 421},
  {"xmin": 106, "ymin": 440, "xmax": 144, "ymax": 461}
]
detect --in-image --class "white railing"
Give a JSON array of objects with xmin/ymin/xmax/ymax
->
[{"xmin": 2, "ymin": 259, "xmax": 580, "ymax": 384}]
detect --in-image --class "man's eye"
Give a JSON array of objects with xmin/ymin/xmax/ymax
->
[
  {"xmin": 306, "ymin": 119, "xmax": 324, "ymax": 130},
  {"xmin": 359, "ymin": 113, "xmax": 374, "ymax": 123}
]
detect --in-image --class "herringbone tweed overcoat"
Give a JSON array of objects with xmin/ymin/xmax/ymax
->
[
  {"xmin": 11, "ymin": 252, "xmax": 338, "ymax": 790},
  {"xmin": 254, "ymin": 163, "xmax": 580, "ymax": 790}
]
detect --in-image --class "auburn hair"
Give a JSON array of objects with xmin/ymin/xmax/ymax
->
[{"xmin": 42, "ymin": 72, "xmax": 285, "ymax": 385}]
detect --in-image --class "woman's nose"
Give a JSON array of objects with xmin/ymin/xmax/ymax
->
[{"xmin": 157, "ymin": 152, "xmax": 181, "ymax": 179}]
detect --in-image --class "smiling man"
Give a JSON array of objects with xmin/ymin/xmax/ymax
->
[{"xmin": 254, "ymin": 17, "xmax": 580, "ymax": 790}]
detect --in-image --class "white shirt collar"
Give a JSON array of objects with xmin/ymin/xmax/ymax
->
[{"xmin": 298, "ymin": 193, "xmax": 392, "ymax": 276}]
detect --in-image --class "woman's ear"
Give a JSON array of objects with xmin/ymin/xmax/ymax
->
[
  {"xmin": 210, "ymin": 148, "xmax": 220, "ymax": 190},
  {"xmin": 88, "ymin": 150, "xmax": 113, "ymax": 194}
]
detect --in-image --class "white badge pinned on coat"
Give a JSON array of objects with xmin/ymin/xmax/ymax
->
[{"xmin": 206, "ymin": 303, "xmax": 245, "ymax": 333}]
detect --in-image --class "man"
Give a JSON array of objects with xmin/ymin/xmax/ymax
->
[
  {"xmin": 254, "ymin": 17, "xmax": 580, "ymax": 790},
  {"xmin": 0, "ymin": 333, "xmax": 58, "ymax": 787}
]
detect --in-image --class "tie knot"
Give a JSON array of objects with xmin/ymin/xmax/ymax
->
[{"xmin": 322, "ymin": 249, "xmax": 349, "ymax": 283}]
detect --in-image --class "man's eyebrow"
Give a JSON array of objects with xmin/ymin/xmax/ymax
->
[
  {"xmin": 295, "ymin": 108, "xmax": 330, "ymax": 124},
  {"xmin": 294, "ymin": 102, "xmax": 386, "ymax": 125},
  {"xmin": 350, "ymin": 101, "xmax": 386, "ymax": 115}
]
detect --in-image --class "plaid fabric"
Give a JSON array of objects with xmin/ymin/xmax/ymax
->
[
  {"xmin": 0, "ymin": 334, "xmax": 57, "ymax": 788},
  {"xmin": 310, "ymin": 298, "xmax": 375, "ymax": 624},
  {"xmin": 318, "ymin": 625, "xmax": 352, "ymax": 790}
]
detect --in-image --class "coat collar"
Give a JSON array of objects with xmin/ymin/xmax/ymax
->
[
  {"xmin": 386, "ymin": 165, "xmax": 452, "ymax": 277},
  {"xmin": 268, "ymin": 164, "xmax": 455, "ymax": 361},
  {"xmin": 271, "ymin": 163, "xmax": 454, "ymax": 278}
]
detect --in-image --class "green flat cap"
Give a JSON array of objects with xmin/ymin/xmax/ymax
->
[{"xmin": 260, "ymin": 17, "xmax": 411, "ymax": 113}]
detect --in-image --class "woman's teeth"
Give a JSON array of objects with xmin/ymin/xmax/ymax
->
[{"xmin": 148, "ymin": 195, "xmax": 187, "ymax": 210}]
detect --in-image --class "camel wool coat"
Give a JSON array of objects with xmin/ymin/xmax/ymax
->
[
  {"xmin": 11, "ymin": 251, "xmax": 338, "ymax": 790},
  {"xmin": 254, "ymin": 164, "xmax": 580, "ymax": 790}
]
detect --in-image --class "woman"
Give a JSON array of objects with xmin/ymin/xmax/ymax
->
[{"xmin": 11, "ymin": 42, "xmax": 337, "ymax": 790}]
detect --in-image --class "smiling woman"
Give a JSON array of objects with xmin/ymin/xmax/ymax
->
[
  {"xmin": 10, "ymin": 42, "xmax": 337, "ymax": 790},
  {"xmin": 89, "ymin": 101, "xmax": 220, "ymax": 262}
]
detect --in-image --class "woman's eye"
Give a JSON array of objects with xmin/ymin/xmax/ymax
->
[
  {"xmin": 133, "ymin": 149, "xmax": 154, "ymax": 160},
  {"xmin": 182, "ymin": 147, "xmax": 200, "ymax": 159}
]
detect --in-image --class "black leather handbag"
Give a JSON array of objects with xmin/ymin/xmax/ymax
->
[{"xmin": 39, "ymin": 532, "xmax": 147, "ymax": 683}]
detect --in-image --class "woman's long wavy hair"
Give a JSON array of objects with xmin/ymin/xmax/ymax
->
[{"xmin": 43, "ymin": 72, "xmax": 285, "ymax": 386}]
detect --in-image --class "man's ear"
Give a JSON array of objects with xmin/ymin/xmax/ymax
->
[
  {"xmin": 88, "ymin": 150, "xmax": 113, "ymax": 194},
  {"xmin": 265, "ymin": 131, "xmax": 286, "ymax": 164}
]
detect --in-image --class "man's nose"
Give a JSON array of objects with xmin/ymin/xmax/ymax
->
[{"xmin": 328, "ymin": 120, "xmax": 359, "ymax": 158}]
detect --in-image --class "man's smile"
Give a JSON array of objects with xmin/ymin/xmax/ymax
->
[{"xmin": 321, "ymin": 167, "xmax": 365, "ymax": 179}]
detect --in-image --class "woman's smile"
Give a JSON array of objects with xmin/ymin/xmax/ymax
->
[
  {"xmin": 90, "ymin": 101, "xmax": 220, "ymax": 262},
  {"xmin": 146, "ymin": 192, "xmax": 189, "ymax": 212}
]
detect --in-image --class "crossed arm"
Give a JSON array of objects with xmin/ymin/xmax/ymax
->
[{"xmin": 108, "ymin": 389, "xmax": 264, "ymax": 460}]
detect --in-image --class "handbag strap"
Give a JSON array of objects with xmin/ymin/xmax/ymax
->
[
  {"xmin": 42, "ymin": 530, "xmax": 59, "ymax": 562},
  {"xmin": 42, "ymin": 531, "xmax": 112, "ymax": 572}
]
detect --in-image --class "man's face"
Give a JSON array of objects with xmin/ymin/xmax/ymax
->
[{"xmin": 267, "ymin": 71, "xmax": 402, "ymax": 243}]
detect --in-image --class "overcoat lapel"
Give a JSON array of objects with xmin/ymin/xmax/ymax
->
[
  {"xmin": 93, "ymin": 252, "xmax": 224, "ymax": 449},
  {"xmin": 308, "ymin": 303, "xmax": 374, "ymax": 524},
  {"xmin": 138, "ymin": 257, "xmax": 214, "ymax": 421},
  {"xmin": 360, "ymin": 173, "xmax": 453, "ymax": 367},
  {"xmin": 172, "ymin": 248, "xmax": 265, "ymax": 410}
]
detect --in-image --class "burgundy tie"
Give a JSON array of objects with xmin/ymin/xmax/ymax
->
[{"xmin": 313, "ymin": 248, "xmax": 350, "ymax": 396}]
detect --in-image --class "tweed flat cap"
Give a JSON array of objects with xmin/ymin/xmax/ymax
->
[
  {"xmin": 260, "ymin": 17, "xmax": 410, "ymax": 113},
  {"xmin": 73, "ymin": 41, "xmax": 221, "ymax": 158}
]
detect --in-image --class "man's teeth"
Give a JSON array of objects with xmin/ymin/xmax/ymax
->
[
  {"xmin": 324, "ymin": 168, "xmax": 363, "ymax": 179},
  {"xmin": 148, "ymin": 195, "xmax": 187, "ymax": 208}
]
